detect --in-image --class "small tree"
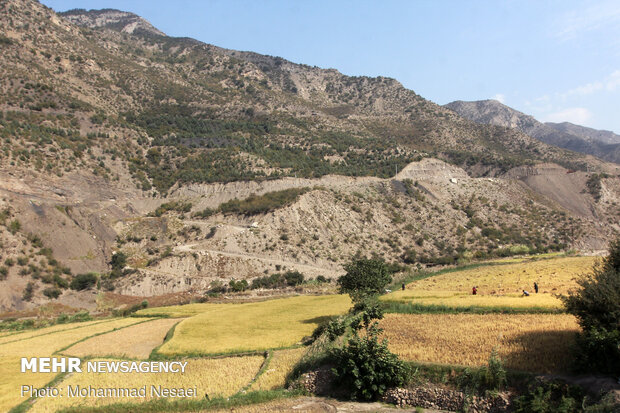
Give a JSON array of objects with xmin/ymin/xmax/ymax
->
[
  {"xmin": 284, "ymin": 270, "xmax": 304, "ymax": 286},
  {"xmin": 109, "ymin": 251, "xmax": 128, "ymax": 279},
  {"xmin": 338, "ymin": 258, "xmax": 391, "ymax": 303},
  {"xmin": 561, "ymin": 237, "xmax": 620, "ymax": 374},
  {"xmin": 70, "ymin": 273, "xmax": 98, "ymax": 291}
]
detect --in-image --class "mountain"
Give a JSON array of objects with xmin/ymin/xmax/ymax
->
[
  {"xmin": 0, "ymin": 0, "xmax": 618, "ymax": 313},
  {"xmin": 445, "ymin": 100, "xmax": 620, "ymax": 164},
  {"xmin": 60, "ymin": 8, "xmax": 165, "ymax": 36},
  {"xmin": 545, "ymin": 122, "xmax": 620, "ymax": 145}
]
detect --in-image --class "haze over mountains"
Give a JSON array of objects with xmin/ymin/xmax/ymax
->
[
  {"xmin": 0, "ymin": 0, "xmax": 618, "ymax": 312},
  {"xmin": 445, "ymin": 100, "xmax": 620, "ymax": 165}
]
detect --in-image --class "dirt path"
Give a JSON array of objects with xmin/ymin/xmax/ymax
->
[
  {"xmin": 174, "ymin": 244, "xmax": 341, "ymax": 276},
  {"xmin": 207, "ymin": 396, "xmax": 449, "ymax": 412}
]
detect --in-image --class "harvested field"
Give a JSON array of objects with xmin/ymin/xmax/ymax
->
[
  {"xmin": 29, "ymin": 356, "xmax": 265, "ymax": 413},
  {"xmin": 63, "ymin": 318, "xmax": 181, "ymax": 359},
  {"xmin": 380, "ymin": 313, "xmax": 580, "ymax": 373},
  {"xmin": 136, "ymin": 302, "xmax": 221, "ymax": 318},
  {"xmin": 250, "ymin": 347, "xmax": 306, "ymax": 391},
  {"xmin": 0, "ymin": 319, "xmax": 108, "ymax": 345},
  {"xmin": 158, "ymin": 295, "xmax": 351, "ymax": 356},
  {"xmin": 0, "ymin": 318, "xmax": 149, "ymax": 412},
  {"xmin": 385, "ymin": 256, "xmax": 595, "ymax": 309}
]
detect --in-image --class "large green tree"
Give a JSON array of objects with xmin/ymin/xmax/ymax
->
[{"xmin": 337, "ymin": 258, "xmax": 391, "ymax": 303}]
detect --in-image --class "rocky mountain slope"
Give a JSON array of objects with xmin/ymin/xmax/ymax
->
[
  {"xmin": 546, "ymin": 122, "xmax": 620, "ymax": 145},
  {"xmin": 0, "ymin": 0, "xmax": 618, "ymax": 312},
  {"xmin": 445, "ymin": 100, "xmax": 620, "ymax": 164}
]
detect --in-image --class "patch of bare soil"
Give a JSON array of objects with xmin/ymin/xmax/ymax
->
[{"xmin": 207, "ymin": 396, "xmax": 446, "ymax": 413}]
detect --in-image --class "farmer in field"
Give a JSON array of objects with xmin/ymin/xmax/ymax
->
[
  {"xmin": 472, "ymin": 286, "xmax": 477, "ymax": 295},
  {"xmin": 522, "ymin": 290, "xmax": 530, "ymax": 297},
  {"xmin": 534, "ymin": 282, "xmax": 539, "ymax": 293}
]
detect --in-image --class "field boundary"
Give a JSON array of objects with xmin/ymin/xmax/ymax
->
[
  {"xmin": 148, "ymin": 318, "xmax": 183, "ymax": 360},
  {"xmin": 8, "ymin": 370, "xmax": 70, "ymax": 413},
  {"xmin": 239, "ymin": 350, "xmax": 273, "ymax": 393},
  {"xmin": 51, "ymin": 389, "xmax": 303, "ymax": 413},
  {"xmin": 0, "ymin": 319, "xmax": 115, "ymax": 346},
  {"xmin": 382, "ymin": 301, "xmax": 566, "ymax": 314},
  {"xmin": 150, "ymin": 343, "xmax": 305, "ymax": 361}
]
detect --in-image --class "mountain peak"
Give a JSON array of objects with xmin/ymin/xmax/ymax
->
[{"xmin": 59, "ymin": 8, "xmax": 165, "ymax": 37}]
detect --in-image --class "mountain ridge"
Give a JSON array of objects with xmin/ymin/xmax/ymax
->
[{"xmin": 444, "ymin": 99, "xmax": 620, "ymax": 164}]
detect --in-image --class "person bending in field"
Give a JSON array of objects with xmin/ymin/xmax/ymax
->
[
  {"xmin": 534, "ymin": 282, "xmax": 539, "ymax": 293},
  {"xmin": 402, "ymin": 283, "xmax": 405, "ymax": 291},
  {"xmin": 472, "ymin": 286, "xmax": 477, "ymax": 295},
  {"xmin": 522, "ymin": 290, "xmax": 530, "ymax": 297}
]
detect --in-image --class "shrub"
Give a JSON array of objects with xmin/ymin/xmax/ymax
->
[
  {"xmin": 42, "ymin": 287, "xmax": 61, "ymax": 299},
  {"xmin": 218, "ymin": 188, "xmax": 310, "ymax": 215},
  {"xmin": 331, "ymin": 323, "xmax": 408, "ymax": 401},
  {"xmin": 4, "ymin": 258, "xmax": 15, "ymax": 267},
  {"xmin": 284, "ymin": 270, "xmax": 304, "ymax": 286},
  {"xmin": 8, "ymin": 219, "xmax": 21, "ymax": 234},
  {"xmin": 316, "ymin": 275, "xmax": 329, "ymax": 283},
  {"xmin": 150, "ymin": 200, "xmax": 192, "ymax": 217},
  {"xmin": 561, "ymin": 237, "xmax": 620, "ymax": 374},
  {"xmin": 110, "ymin": 251, "xmax": 127, "ymax": 272},
  {"xmin": 22, "ymin": 282, "xmax": 35, "ymax": 301},
  {"xmin": 70, "ymin": 273, "xmax": 98, "ymax": 290},
  {"xmin": 325, "ymin": 317, "xmax": 347, "ymax": 341},
  {"xmin": 229, "ymin": 279, "xmax": 248, "ymax": 292},
  {"xmin": 514, "ymin": 380, "xmax": 585, "ymax": 413},
  {"xmin": 250, "ymin": 273, "xmax": 286, "ymax": 289},
  {"xmin": 484, "ymin": 349, "xmax": 506, "ymax": 390},
  {"xmin": 0, "ymin": 266, "xmax": 8, "ymax": 279}
]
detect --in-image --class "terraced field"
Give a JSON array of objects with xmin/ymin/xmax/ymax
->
[
  {"xmin": 380, "ymin": 313, "xmax": 579, "ymax": 373},
  {"xmin": 250, "ymin": 347, "xmax": 307, "ymax": 391},
  {"xmin": 29, "ymin": 356, "xmax": 265, "ymax": 413},
  {"xmin": 0, "ymin": 317, "xmax": 149, "ymax": 412},
  {"xmin": 63, "ymin": 318, "xmax": 181, "ymax": 359},
  {"xmin": 154, "ymin": 295, "xmax": 351, "ymax": 356},
  {"xmin": 0, "ymin": 256, "xmax": 597, "ymax": 411},
  {"xmin": 384, "ymin": 256, "xmax": 595, "ymax": 310}
]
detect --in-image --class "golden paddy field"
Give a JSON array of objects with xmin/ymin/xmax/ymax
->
[
  {"xmin": 384, "ymin": 256, "xmax": 595, "ymax": 309},
  {"xmin": 0, "ymin": 255, "xmax": 596, "ymax": 411},
  {"xmin": 250, "ymin": 347, "xmax": 307, "ymax": 391},
  {"xmin": 155, "ymin": 295, "xmax": 351, "ymax": 356},
  {"xmin": 0, "ymin": 317, "xmax": 149, "ymax": 412},
  {"xmin": 380, "ymin": 313, "xmax": 579, "ymax": 373},
  {"xmin": 29, "ymin": 356, "xmax": 265, "ymax": 413},
  {"xmin": 63, "ymin": 318, "xmax": 181, "ymax": 359}
]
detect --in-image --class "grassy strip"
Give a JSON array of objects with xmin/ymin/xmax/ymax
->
[
  {"xmin": 149, "ymin": 344, "xmax": 305, "ymax": 361},
  {"xmin": 131, "ymin": 313, "xmax": 173, "ymax": 319},
  {"xmin": 239, "ymin": 351, "xmax": 272, "ymax": 393},
  {"xmin": 405, "ymin": 360, "xmax": 534, "ymax": 392},
  {"xmin": 8, "ymin": 371, "xmax": 70, "ymax": 413},
  {"xmin": 148, "ymin": 319, "xmax": 182, "ymax": 360},
  {"xmin": 54, "ymin": 389, "xmax": 303, "ymax": 413},
  {"xmin": 382, "ymin": 301, "xmax": 565, "ymax": 315},
  {"xmin": 0, "ymin": 319, "xmax": 117, "ymax": 346}
]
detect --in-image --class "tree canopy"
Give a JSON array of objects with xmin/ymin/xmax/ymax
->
[{"xmin": 337, "ymin": 258, "xmax": 391, "ymax": 303}]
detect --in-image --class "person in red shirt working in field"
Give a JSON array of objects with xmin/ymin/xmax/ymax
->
[{"xmin": 472, "ymin": 286, "xmax": 477, "ymax": 295}]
